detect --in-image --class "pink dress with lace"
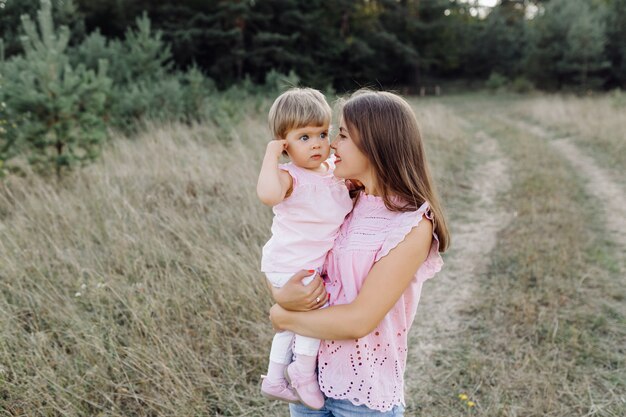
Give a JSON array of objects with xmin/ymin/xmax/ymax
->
[{"xmin": 318, "ymin": 192, "xmax": 444, "ymax": 412}]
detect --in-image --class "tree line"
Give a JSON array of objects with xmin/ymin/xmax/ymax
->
[
  {"xmin": 2, "ymin": 0, "xmax": 625, "ymax": 92},
  {"xmin": 0, "ymin": 0, "xmax": 624, "ymax": 178}
]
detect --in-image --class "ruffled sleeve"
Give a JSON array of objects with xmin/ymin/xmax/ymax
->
[
  {"xmin": 374, "ymin": 202, "xmax": 444, "ymax": 284},
  {"xmin": 278, "ymin": 162, "xmax": 299, "ymax": 187}
]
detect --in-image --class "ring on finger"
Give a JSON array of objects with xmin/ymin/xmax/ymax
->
[{"xmin": 315, "ymin": 296, "xmax": 320, "ymax": 303}]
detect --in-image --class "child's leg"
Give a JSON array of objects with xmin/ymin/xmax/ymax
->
[
  {"xmin": 285, "ymin": 335, "xmax": 324, "ymax": 410},
  {"xmin": 264, "ymin": 271, "xmax": 298, "ymax": 382},
  {"xmin": 262, "ymin": 330, "xmax": 299, "ymax": 403},
  {"xmin": 267, "ymin": 330, "xmax": 294, "ymax": 382},
  {"xmin": 292, "ymin": 335, "xmax": 321, "ymax": 376},
  {"xmin": 292, "ymin": 269, "xmax": 323, "ymax": 378}
]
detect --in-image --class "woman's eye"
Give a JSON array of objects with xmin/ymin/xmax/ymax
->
[{"xmin": 299, "ymin": 135, "xmax": 309, "ymax": 141}]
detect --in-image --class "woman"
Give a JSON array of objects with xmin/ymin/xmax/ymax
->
[{"xmin": 270, "ymin": 90, "xmax": 449, "ymax": 416}]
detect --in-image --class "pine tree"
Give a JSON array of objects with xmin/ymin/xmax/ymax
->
[
  {"xmin": 0, "ymin": 0, "xmax": 85, "ymax": 58},
  {"xmin": 562, "ymin": 1, "xmax": 609, "ymax": 89},
  {"xmin": 473, "ymin": 2, "xmax": 528, "ymax": 79},
  {"xmin": 605, "ymin": 0, "xmax": 626, "ymax": 88},
  {"xmin": 526, "ymin": 0, "xmax": 609, "ymax": 89},
  {"xmin": 0, "ymin": 0, "xmax": 111, "ymax": 177}
]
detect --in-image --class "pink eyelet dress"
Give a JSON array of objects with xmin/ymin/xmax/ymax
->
[{"xmin": 318, "ymin": 192, "xmax": 444, "ymax": 412}]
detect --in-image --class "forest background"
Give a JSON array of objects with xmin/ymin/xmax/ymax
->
[{"xmin": 1, "ymin": 0, "xmax": 625, "ymax": 175}]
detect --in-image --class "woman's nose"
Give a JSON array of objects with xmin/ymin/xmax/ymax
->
[{"xmin": 330, "ymin": 136, "xmax": 338, "ymax": 149}]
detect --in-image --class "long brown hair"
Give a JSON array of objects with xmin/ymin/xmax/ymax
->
[{"xmin": 340, "ymin": 89, "xmax": 450, "ymax": 252}]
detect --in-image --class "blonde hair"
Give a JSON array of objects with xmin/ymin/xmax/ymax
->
[
  {"xmin": 268, "ymin": 88, "xmax": 332, "ymax": 139},
  {"xmin": 340, "ymin": 89, "xmax": 450, "ymax": 252}
]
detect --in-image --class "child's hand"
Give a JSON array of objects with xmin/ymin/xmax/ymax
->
[{"xmin": 265, "ymin": 139, "xmax": 288, "ymax": 159}]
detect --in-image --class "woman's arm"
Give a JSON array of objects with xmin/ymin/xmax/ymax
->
[
  {"xmin": 257, "ymin": 140, "xmax": 293, "ymax": 206},
  {"xmin": 267, "ymin": 270, "xmax": 328, "ymax": 312},
  {"xmin": 270, "ymin": 219, "xmax": 433, "ymax": 339}
]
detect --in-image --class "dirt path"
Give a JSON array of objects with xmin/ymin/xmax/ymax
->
[
  {"xmin": 406, "ymin": 128, "xmax": 512, "ymax": 400},
  {"xmin": 551, "ymin": 139, "xmax": 626, "ymax": 253},
  {"xmin": 505, "ymin": 118, "xmax": 626, "ymax": 271}
]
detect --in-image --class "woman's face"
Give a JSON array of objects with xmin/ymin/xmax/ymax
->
[{"xmin": 331, "ymin": 117, "xmax": 371, "ymax": 181}]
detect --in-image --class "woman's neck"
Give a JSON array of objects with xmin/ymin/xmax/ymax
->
[{"xmin": 359, "ymin": 175, "xmax": 380, "ymax": 196}]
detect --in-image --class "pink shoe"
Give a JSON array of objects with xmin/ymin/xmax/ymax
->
[
  {"xmin": 284, "ymin": 362, "xmax": 325, "ymax": 410},
  {"xmin": 260, "ymin": 375, "xmax": 300, "ymax": 404}
]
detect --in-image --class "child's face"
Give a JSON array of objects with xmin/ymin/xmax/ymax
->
[{"xmin": 283, "ymin": 124, "xmax": 331, "ymax": 169}]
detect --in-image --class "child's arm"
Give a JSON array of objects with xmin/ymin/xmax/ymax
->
[
  {"xmin": 257, "ymin": 140, "xmax": 293, "ymax": 206},
  {"xmin": 269, "ymin": 219, "xmax": 434, "ymax": 339}
]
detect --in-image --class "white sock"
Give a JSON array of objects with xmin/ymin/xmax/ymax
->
[
  {"xmin": 266, "ymin": 360, "xmax": 288, "ymax": 382},
  {"xmin": 294, "ymin": 354, "xmax": 317, "ymax": 377}
]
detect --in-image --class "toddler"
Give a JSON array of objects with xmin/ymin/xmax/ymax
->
[{"xmin": 257, "ymin": 88, "xmax": 352, "ymax": 410}]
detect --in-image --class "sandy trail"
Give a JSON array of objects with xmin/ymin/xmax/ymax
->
[
  {"xmin": 506, "ymin": 118, "xmax": 626, "ymax": 271},
  {"xmin": 551, "ymin": 139, "xmax": 626, "ymax": 253},
  {"xmin": 406, "ymin": 129, "xmax": 512, "ymax": 398}
]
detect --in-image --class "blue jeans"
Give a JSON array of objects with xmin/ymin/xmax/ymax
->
[{"xmin": 289, "ymin": 397, "xmax": 404, "ymax": 416}]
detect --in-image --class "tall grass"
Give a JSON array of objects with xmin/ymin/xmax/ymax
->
[
  {"xmin": 0, "ymin": 99, "xmax": 468, "ymax": 415},
  {"xmin": 511, "ymin": 93, "xmax": 626, "ymax": 182}
]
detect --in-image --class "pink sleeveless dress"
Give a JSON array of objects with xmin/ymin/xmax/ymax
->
[
  {"xmin": 318, "ymin": 192, "xmax": 444, "ymax": 412},
  {"xmin": 261, "ymin": 158, "xmax": 353, "ymax": 274}
]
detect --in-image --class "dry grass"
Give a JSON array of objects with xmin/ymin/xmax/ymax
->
[
  {"xmin": 0, "ymin": 98, "xmax": 469, "ymax": 415},
  {"xmin": 2, "ymin": 94, "xmax": 623, "ymax": 416},
  {"xmin": 409, "ymin": 99, "xmax": 625, "ymax": 416},
  {"xmin": 511, "ymin": 93, "xmax": 626, "ymax": 183}
]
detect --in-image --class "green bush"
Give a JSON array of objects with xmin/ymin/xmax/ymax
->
[
  {"xmin": 485, "ymin": 71, "xmax": 510, "ymax": 91},
  {"xmin": 510, "ymin": 76, "xmax": 535, "ymax": 93},
  {"xmin": 0, "ymin": 74, "xmax": 17, "ymax": 177},
  {"xmin": 0, "ymin": 0, "xmax": 111, "ymax": 177},
  {"xmin": 70, "ymin": 13, "xmax": 222, "ymax": 131},
  {"xmin": 610, "ymin": 88, "xmax": 626, "ymax": 108}
]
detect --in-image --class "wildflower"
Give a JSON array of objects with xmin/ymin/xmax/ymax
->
[
  {"xmin": 80, "ymin": 283, "xmax": 87, "ymax": 290},
  {"xmin": 458, "ymin": 394, "xmax": 468, "ymax": 400},
  {"xmin": 467, "ymin": 401, "xmax": 476, "ymax": 407},
  {"xmin": 96, "ymin": 282, "xmax": 105, "ymax": 289},
  {"xmin": 75, "ymin": 292, "xmax": 81, "ymax": 297}
]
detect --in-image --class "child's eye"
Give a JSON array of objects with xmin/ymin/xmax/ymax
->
[
  {"xmin": 299, "ymin": 135, "xmax": 309, "ymax": 141},
  {"xmin": 320, "ymin": 132, "xmax": 328, "ymax": 139}
]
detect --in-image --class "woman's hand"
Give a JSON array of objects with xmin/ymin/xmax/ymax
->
[{"xmin": 270, "ymin": 270, "xmax": 328, "ymax": 312}]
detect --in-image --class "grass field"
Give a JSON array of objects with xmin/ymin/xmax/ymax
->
[{"xmin": 0, "ymin": 93, "xmax": 624, "ymax": 416}]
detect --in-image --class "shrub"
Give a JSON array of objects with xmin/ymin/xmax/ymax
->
[
  {"xmin": 70, "ymin": 13, "xmax": 221, "ymax": 131},
  {"xmin": 0, "ymin": 74, "xmax": 16, "ymax": 177},
  {"xmin": 610, "ymin": 88, "xmax": 626, "ymax": 108},
  {"xmin": 0, "ymin": 0, "xmax": 111, "ymax": 177},
  {"xmin": 510, "ymin": 76, "xmax": 535, "ymax": 93},
  {"xmin": 485, "ymin": 71, "xmax": 509, "ymax": 91},
  {"xmin": 263, "ymin": 69, "xmax": 301, "ymax": 94}
]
